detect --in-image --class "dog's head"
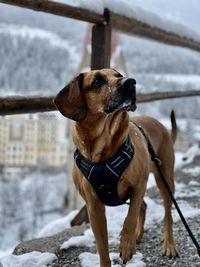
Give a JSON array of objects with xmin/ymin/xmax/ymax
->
[{"xmin": 54, "ymin": 69, "xmax": 136, "ymax": 121}]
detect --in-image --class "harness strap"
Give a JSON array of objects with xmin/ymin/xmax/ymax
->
[
  {"xmin": 135, "ymin": 123, "xmax": 200, "ymax": 258},
  {"xmin": 74, "ymin": 136, "xmax": 134, "ymax": 206}
]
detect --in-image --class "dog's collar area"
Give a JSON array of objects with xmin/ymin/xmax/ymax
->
[{"xmin": 74, "ymin": 136, "xmax": 134, "ymax": 206}]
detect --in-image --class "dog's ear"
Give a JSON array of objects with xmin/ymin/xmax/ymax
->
[{"xmin": 53, "ymin": 73, "xmax": 87, "ymax": 121}]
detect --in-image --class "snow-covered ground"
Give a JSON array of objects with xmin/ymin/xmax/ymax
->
[{"xmin": 0, "ymin": 146, "xmax": 200, "ymax": 267}]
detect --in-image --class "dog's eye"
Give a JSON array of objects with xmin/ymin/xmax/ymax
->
[
  {"xmin": 92, "ymin": 77, "xmax": 105, "ymax": 88},
  {"xmin": 115, "ymin": 73, "xmax": 123, "ymax": 78}
]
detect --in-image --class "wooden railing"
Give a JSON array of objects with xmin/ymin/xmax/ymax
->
[
  {"xmin": 0, "ymin": 90, "xmax": 199, "ymax": 116},
  {"xmin": 1, "ymin": 0, "xmax": 200, "ymax": 52}
]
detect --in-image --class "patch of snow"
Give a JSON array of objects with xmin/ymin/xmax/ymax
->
[
  {"xmin": 0, "ymin": 249, "xmax": 12, "ymax": 258},
  {"xmin": 61, "ymin": 228, "xmax": 94, "ymax": 250},
  {"xmin": 37, "ymin": 210, "xmax": 79, "ymax": 238},
  {"xmin": 175, "ymin": 181, "xmax": 200, "ymax": 198},
  {"xmin": 0, "ymin": 251, "xmax": 56, "ymax": 267},
  {"xmin": 175, "ymin": 152, "xmax": 185, "ymax": 170},
  {"xmin": 147, "ymin": 173, "xmax": 156, "ymax": 189},
  {"xmin": 181, "ymin": 144, "xmax": 200, "ymax": 164},
  {"xmin": 175, "ymin": 145, "xmax": 200, "ymax": 170},
  {"xmin": 182, "ymin": 166, "xmax": 200, "ymax": 177},
  {"xmin": 79, "ymin": 251, "xmax": 146, "ymax": 267},
  {"xmin": 173, "ymin": 201, "xmax": 200, "ymax": 222},
  {"xmin": 189, "ymin": 180, "xmax": 200, "ymax": 186},
  {"xmin": 144, "ymin": 197, "xmax": 164, "ymax": 227}
]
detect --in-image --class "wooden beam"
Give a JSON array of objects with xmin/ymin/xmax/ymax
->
[
  {"xmin": 136, "ymin": 90, "xmax": 200, "ymax": 103},
  {"xmin": 0, "ymin": 96, "xmax": 55, "ymax": 115},
  {"xmin": 91, "ymin": 23, "xmax": 111, "ymax": 69},
  {"xmin": 109, "ymin": 11, "xmax": 200, "ymax": 53},
  {"xmin": 0, "ymin": 0, "xmax": 104, "ymax": 24},
  {"xmin": 0, "ymin": 90, "xmax": 199, "ymax": 116},
  {"xmin": 1, "ymin": 1, "xmax": 200, "ymax": 53}
]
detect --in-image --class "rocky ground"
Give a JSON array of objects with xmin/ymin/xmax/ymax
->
[{"xmin": 14, "ymin": 155, "xmax": 200, "ymax": 267}]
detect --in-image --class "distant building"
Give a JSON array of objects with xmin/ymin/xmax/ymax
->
[{"xmin": 0, "ymin": 113, "xmax": 68, "ymax": 171}]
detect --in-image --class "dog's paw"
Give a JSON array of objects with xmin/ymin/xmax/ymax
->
[
  {"xmin": 163, "ymin": 240, "xmax": 179, "ymax": 257},
  {"xmin": 119, "ymin": 236, "xmax": 136, "ymax": 264}
]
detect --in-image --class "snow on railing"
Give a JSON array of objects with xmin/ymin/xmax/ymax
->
[{"xmin": 0, "ymin": 0, "xmax": 200, "ymax": 52}]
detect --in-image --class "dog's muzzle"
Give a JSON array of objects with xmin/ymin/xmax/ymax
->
[
  {"xmin": 117, "ymin": 78, "xmax": 136, "ymax": 112},
  {"xmin": 104, "ymin": 77, "xmax": 137, "ymax": 114}
]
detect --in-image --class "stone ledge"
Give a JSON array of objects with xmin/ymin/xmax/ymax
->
[{"xmin": 13, "ymin": 225, "xmax": 87, "ymax": 256}]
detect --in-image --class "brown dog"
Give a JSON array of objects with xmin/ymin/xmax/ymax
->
[{"xmin": 54, "ymin": 69, "xmax": 178, "ymax": 266}]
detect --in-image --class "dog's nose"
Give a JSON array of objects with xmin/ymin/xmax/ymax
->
[{"xmin": 121, "ymin": 78, "xmax": 136, "ymax": 90}]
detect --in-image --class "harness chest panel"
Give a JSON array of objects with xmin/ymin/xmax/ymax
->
[{"xmin": 74, "ymin": 136, "xmax": 134, "ymax": 206}]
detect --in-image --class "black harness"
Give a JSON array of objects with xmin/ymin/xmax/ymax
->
[{"xmin": 74, "ymin": 136, "xmax": 134, "ymax": 206}]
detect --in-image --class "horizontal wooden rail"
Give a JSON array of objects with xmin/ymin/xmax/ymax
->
[
  {"xmin": 1, "ymin": 0, "xmax": 200, "ymax": 53},
  {"xmin": 137, "ymin": 90, "xmax": 200, "ymax": 103},
  {"xmin": 0, "ymin": 0, "xmax": 104, "ymax": 24},
  {"xmin": 109, "ymin": 13, "xmax": 200, "ymax": 53},
  {"xmin": 0, "ymin": 90, "xmax": 199, "ymax": 116},
  {"xmin": 0, "ymin": 96, "xmax": 55, "ymax": 115}
]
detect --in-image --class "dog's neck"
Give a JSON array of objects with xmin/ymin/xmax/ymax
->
[{"xmin": 73, "ymin": 111, "xmax": 129, "ymax": 162}]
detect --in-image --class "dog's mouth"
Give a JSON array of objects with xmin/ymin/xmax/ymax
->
[
  {"xmin": 117, "ymin": 99, "xmax": 137, "ymax": 112},
  {"xmin": 104, "ymin": 96, "xmax": 136, "ymax": 114}
]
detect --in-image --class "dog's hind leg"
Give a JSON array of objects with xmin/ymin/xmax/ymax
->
[
  {"xmin": 136, "ymin": 200, "xmax": 147, "ymax": 243},
  {"xmin": 154, "ymin": 146, "xmax": 179, "ymax": 257}
]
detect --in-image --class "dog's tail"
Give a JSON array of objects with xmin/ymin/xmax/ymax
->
[{"xmin": 170, "ymin": 110, "xmax": 178, "ymax": 144}]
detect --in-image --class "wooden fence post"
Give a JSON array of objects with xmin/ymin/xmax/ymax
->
[{"xmin": 91, "ymin": 23, "xmax": 111, "ymax": 69}]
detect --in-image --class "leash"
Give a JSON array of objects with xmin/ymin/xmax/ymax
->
[{"xmin": 137, "ymin": 125, "xmax": 200, "ymax": 258}]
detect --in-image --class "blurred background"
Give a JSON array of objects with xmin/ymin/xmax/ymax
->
[{"xmin": 0, "ymin": 0, "xmax": 200, "ymax": 254}]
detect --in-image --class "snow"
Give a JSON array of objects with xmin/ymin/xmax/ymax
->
[
  {"xmin": 175, "ymin": 144, "xmax": 200, "ymax": 169},
  {"xmin": 56, "ymin": 0, "xmax": 200, "ymax": 42},
  {"xmin": 61, "ymin": 229, "xmax": 94, "ymax": 250},
  {"xmin": 79, "ymin": 252, "xmax": 146, "ymax": 267},
  {"xmin": 0, "ymin": 251, "xmax": 57, "ymax": 267},
  {"xmin": 175, "ymin": 181, "xmax": 200, "ymax": 198},
  {"xmin": 182, "ymin": 166, "xmax": 200, "ymax": 177},
  {"xmin": 37, "ymin": 210, "xmax": 79, "ymax": 238}
]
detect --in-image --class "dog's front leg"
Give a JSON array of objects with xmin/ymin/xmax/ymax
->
[
  {"xmin": 119, "ymin": 186, "xmax": 145, "ymax": 264},
  {"xmin": 87, "ymin": 200, "xmax": 111, "ymax": 267}
]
